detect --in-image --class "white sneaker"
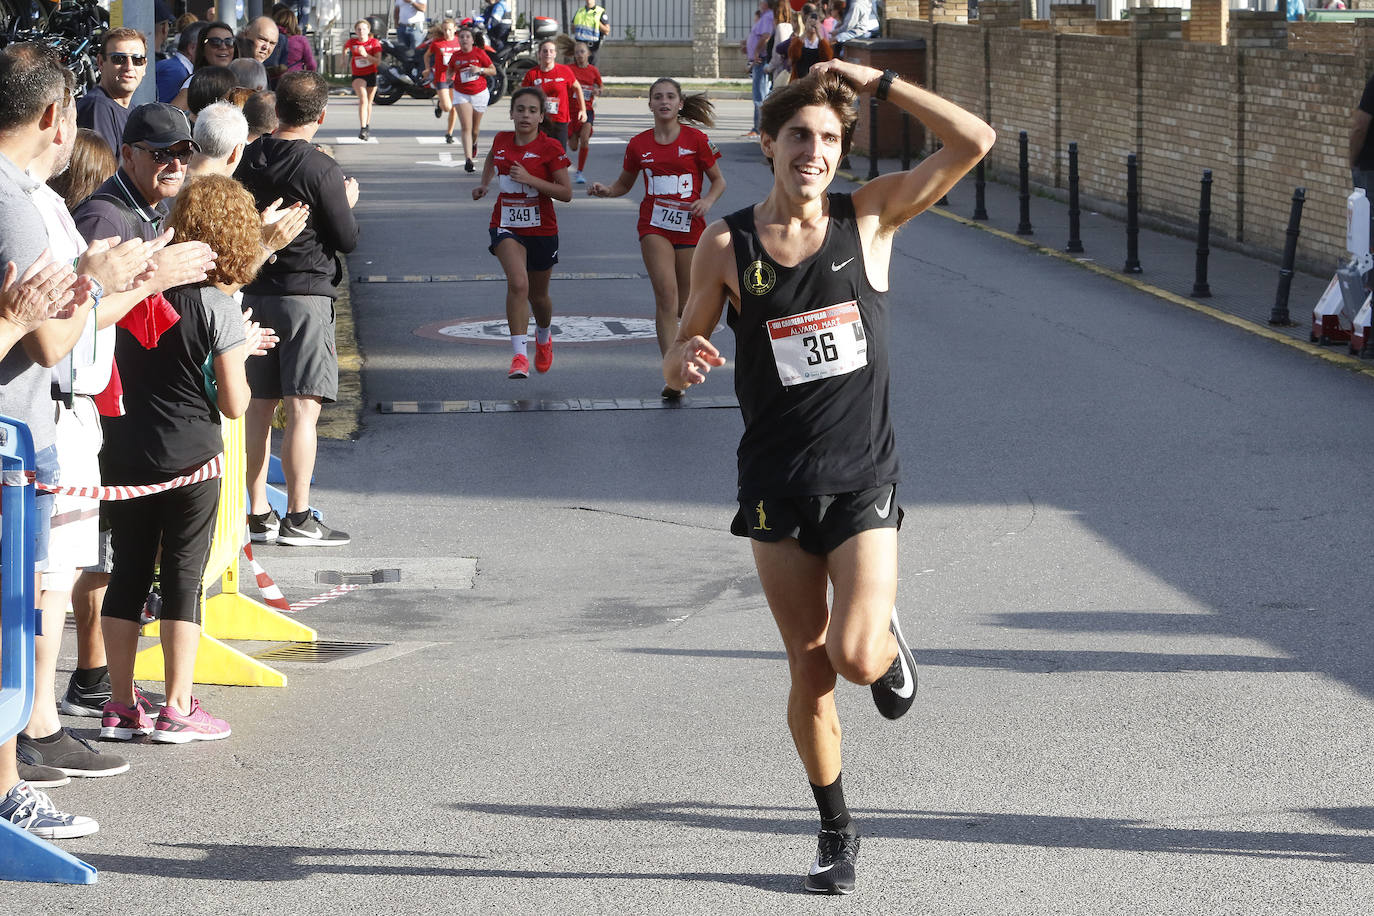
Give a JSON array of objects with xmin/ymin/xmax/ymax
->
[{"xmin": 574, "ymin": 170, "xmax": 586, "ymax": 184}]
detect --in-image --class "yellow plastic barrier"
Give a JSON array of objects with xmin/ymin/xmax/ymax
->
[{"xmin": 134, "ymin": 416, "xmax": 316, "ymax": 687}]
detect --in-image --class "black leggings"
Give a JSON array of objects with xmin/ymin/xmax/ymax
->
[{"xmin": 103, "ymin": 477, "xmax": 220, "ymax": 625}]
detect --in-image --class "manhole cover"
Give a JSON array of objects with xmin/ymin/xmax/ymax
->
[{"xmin": 253, "ymin": 641, "xmax": 389, "ymax": 663}]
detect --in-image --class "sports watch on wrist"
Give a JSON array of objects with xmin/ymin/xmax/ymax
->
[{"xmin": 875, "ymin": 69, "xmax": 899, "ymax": 101}]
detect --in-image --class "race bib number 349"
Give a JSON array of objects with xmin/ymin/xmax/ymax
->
[{"xmin": 767, "ymin": 301, "xmax": 867, "ymax": 387}]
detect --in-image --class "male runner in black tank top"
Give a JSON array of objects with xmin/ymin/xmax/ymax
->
[{"xmin": 663, "ymin": 61, "xmax": 995, "ymax": 895}]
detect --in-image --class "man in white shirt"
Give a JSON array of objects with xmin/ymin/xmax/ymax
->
[{"xmin": 393, "ymin": 0, "xmax": 427, "ymax": 54}]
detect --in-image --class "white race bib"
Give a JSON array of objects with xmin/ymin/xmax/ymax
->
[
  {"xmin": 649, "ymin": 200, "xmax": 691, "ymax": 233},
  {"xmin": 499, "ymin": 195, "xmax": 541, "ymax": 228},
  {"xmin": 498, "ymin": 173, "xmax": 535, "ymax": 196},
  {"xmin": 545, "ymin": 97, "xmax": 560, "ymax": 115},
  {"xmin": 766, "ymin": 302, "xmax": 867, "ymax": 387},
  {"xmin": 461, "ymin": 67, "xmax": 481, "ymax": 83},
  {"xmin": 648, "ymin": 173, "xmax": 692, "ymax": 197}
]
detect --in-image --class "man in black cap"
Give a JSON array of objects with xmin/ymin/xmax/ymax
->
[
  {"xmin": 74, "ymin": 102, "xmax": 197, "ymax": 246},
  {"xmin": 77, "ymin": 27, "xmax": 152, "ymax": 159}
]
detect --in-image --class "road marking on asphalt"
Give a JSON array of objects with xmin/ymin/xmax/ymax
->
[
  {"xmin": 358, "ymin": 272, "xmax": 643, "ymax": 282},
  {"xmin": 334, "ymin": 136, "xmax": 379, "ymax": 144},
  {"xmin": 378, "ymin": 396, "xmax": 739, "ymax": 413},
  {"xmin": 417, "ymin": 151, "xmax": 461, "ymax": 167}
]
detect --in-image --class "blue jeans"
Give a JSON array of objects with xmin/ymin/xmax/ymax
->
[
  {"xmin": 395, "ymin": 23, "xmax": 424, "ymax": 54},
  {"xmin": 751, "ymin": 61, "xmax": 771, "ymax": 132}
]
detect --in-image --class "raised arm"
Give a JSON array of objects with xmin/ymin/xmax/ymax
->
[{"xmin": 812, "ymin": 59, "xmax": 995, "ymax": 232}]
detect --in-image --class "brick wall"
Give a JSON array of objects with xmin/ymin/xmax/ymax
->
[
  {"xmin": 988, "ymin": 30, "xmax": 1058, "ymax": 183},
  {"xmin": 1050, "ymin": 4, "xmax": 1099, "ymax": 35},
  {"xmin": 1138, "ymin": 40, "xmax": 1240, "ymax": 238},
  {"xmin": 1287, "ymin": 23, "xmax": 1358, "ymax": 56},
  {"xmin": 1229, "ymin": 11, "xmax": 1287, "ymax": 50},
  {"xmin": 596, "ymin": 39, "xmax": 740, "ymax": 77},
  {"xmin": 1060, "ymin": 34, "xmax": 1137, "ymax": 200},
  {"xmin": 933, "ymin": 23, "xmax": 985, "ymax": 153},
  {"xmin": 1189, "ymin": 0, "xmax": 1228, "ymax": 44},
  {"xmin": 979, "ymin": 0, "xmax": 1024, "ymax": 28}
]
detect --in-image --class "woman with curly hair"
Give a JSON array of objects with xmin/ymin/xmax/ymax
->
[{"xmin": 98, "ymin": 174, "xmax": 278, "ymax": 745}]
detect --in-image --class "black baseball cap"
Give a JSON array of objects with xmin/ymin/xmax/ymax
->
[
  {"xmin": 154, "ymin": 0, "xmax": 174, "ymax": 23},
  {"xmin": 122, "ymin": 102, "xmax": 198, "ymax": 150}
]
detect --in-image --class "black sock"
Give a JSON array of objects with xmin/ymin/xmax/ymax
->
[
  {"xmin": 287, "ymin": 510, "xmax": 312, "ymax": 525},
  {"xmin": 74, "ymin": 666, "xmax": 108, "ymax": 689},
  {"xmin": 810, "ymin": 774, "xmax": 855, "ymax": 836}
]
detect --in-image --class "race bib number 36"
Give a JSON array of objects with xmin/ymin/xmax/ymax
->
[
  {"xmin": 650, "ymin": 200, "xmax": 691, "ymax": 232},
  {"xmin": 767, "ymin": 302, "xmax": 867, "ymax": 387}
]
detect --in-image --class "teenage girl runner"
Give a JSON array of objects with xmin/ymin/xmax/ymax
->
[
  {"xmin": 449, "ymin": 26, "xmax": 496, "ymax": 172},
  {"xmin": 425, "ymin": 18, "xmax": 464, "ymax": 144},
  {"xmin": 567, "ymin": 41, "xmax": 602, "ymax": 184},
  {"xmin": 521, "ymin": 39, "xmax": 584, "ymax": 151},
  {"xmin": 472, "ymin": 86, "xmax": 572, "ymax": 379},
  {"xmin": 589, "ymin": 78, "xmax": 725, "ymax": 396},
  {"xmin": 343, "ymin": 19, "xmax": 382, "ymax": 140}
]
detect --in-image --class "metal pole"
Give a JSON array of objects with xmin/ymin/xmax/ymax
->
[
  {"xmin": 1123, "ymin": 153, "xmax": 1142, "ymax": 273},
  {"xmin": 1269, "ymin": 187, "xmax": 1307, "ymax": 326},
  {"xmin": 1017, "ymin": 130, "xmax": 1032, "ymax": 235},
  {"xmin": 1192, "ymin": 170, "xmax": 1213, "ymax": 298},
  {"xmin": 867, "ymin": 97, "xmax": 880, "ymax": 181},
  {"xmin": 1066, "ymin": 142, "xmax": 1083, "ymax": 253},
  {"xmin": 901, "ymin": 111, "xmax": 911, "ymax": 172},
  {"xmin": 973, "ymin": 160, "xmax": 988, "ymax": 220}
]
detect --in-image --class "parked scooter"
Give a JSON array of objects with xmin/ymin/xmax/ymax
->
[
  {"xmin": 371, "ymin": 14, "xmax": 438, "ymax": 106},
  {"xmin": 457, "ymin": 10, "xmax": 557, "ymax": 106}
]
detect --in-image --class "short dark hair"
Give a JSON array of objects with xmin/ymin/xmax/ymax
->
[
  {"xmin": 759, "ymin": 69, "xmax": 857, "ymax": 169},
  {"xmin": 178, "ymin": 21, "xmax": 208, "ymax": 56},
  {"xmin": 275, "ymin": 70, "xmax": 329, "ymax": 127},
  {"xmin": 187, "ymin": 65, "xmax": 236, "ymax": 115},
  {"xmin": 243, "ymin": 90, "xmax": 279, "ymax": 136},
  {"xmin": 0, "ymin": 43, "xmax": 74, "ymax": 133}
]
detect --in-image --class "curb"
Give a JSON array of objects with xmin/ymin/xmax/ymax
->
[{"xmin": 836, "ymin": 169, "xmax": 1374, "ymax": 382}]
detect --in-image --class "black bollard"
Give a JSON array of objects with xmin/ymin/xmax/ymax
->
[
  {"xmin": 867, "ymin": 97, "xmax": 880, "ymax": 181},
  {"xmin": 901, "ymin": 111, "xmax": 911, "ymax": 171},
  {"xmin": 1123, "ymin": 153, "xmax": 1142, "ymax": 273},
  {"xmin": 1192, "ymin": 170, "xmax": 1213, "ymax": 298},
  {"xmin": 1269, "ymin": 187, "xmax": 1307, "ymax": 326},
  {"xmin": 1066, "ymin": 142, "xmax": 1083, "ymax": 253},
  {"xmin": 973, "ymin": 159, "xmax": 988, "ymax": 220},
  {"xmin": 1017, "ymin": 131, "xmax": 1033, "ymax": 235}
]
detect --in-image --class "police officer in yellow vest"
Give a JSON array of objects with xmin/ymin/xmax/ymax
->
[{"xmin": 571, "ymin": 0, "xmax": 610, "ymax": 65}]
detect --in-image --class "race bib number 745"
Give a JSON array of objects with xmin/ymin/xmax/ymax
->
[{"xmin": 767, "ymin": 302, "xmax": 867, "ymax": 387}]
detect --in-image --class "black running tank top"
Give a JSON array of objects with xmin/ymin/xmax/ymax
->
[{"xmin": 724, "ymin": 193, "xmax": 899, "ymax": 497}]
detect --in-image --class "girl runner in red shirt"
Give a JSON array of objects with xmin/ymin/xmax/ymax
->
[
  {"xmin": 521, "ymin": 39, "xmax": 584, "ymax": 151},
  {"xmin": 449, "ymin": 26, "xmax": 496, "ymax": 172},
  {"xmin": 567, "ymin": 40, "xmax": 602, "ymax": 184},
  {"xmin": 424, "ymin": 18, "xmax": 464, "ymax": 145},
  {"xmin": 472, "ymin": 86, "xmax": 573, "ymax": 379},
  {"xmin": 343, "ymin": 19, "xmax": 382, "ymax": 140},
  {"xmin": 589, "ymin": 78, "xmax": 725, "ymax": 396}
]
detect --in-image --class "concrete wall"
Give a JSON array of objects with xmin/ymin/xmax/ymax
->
[{"xmin": 595, "ymin": 40, "xmax": 743, "ymax": 78}]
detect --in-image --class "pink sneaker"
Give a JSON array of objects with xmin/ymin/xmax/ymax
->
[
  {"xmin": 151, "ymin": 697, "xmax": 231, "ymax": 744},
  {"xmin": 99, "ymin": 698, "xmax": 154, "ymax": 741}
]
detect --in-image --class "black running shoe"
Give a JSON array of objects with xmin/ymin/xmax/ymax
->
[
  {"xmin": 445, "ymin": 132, "xmax": 455, "ymax": 144},
  {"xmin": 60, "ymin": 668, "xmax": 111, "ymax": 718},
  {"xmin": 464, "ymin": 158, "xmax": 475, "ymax": 173},
  {"xmin": 278, "ymin": 513, "xmax": 350, "ymax": 547},
  {"xmin": 248, "ymin": 507, "xmax": 280, "ymax": 543},
  {"xmin": 803, "ymin": 829, "xmax": 859, "ymax": 895},
  {"xmin": 870, "ymin": 608, "xmax": 917, "ymax": 720}
]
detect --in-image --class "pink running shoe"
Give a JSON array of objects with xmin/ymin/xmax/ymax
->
[
  {"xmin": 99, "ymin": 698, "xmax": 155, "ymax": 741},
  {"xmin": 151, "ymin": 697, "xmax": 231, "ymax": 744},
  {"xmin": 534, "ymin": 337, "xmax": 553, "ymax": 374},
  {"xmin": 508, "ymin": 353, "xmax": 530, "ymax": 379}
]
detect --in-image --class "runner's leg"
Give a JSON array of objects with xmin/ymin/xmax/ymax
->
[
  {"xmin": 496, "ymin": 236, "xmax": 531, "ymax": 342},
  {"xmin": 824, "ymin": 527, "xmax": 900, "ymax": 687},
  {"xmin": 640, "ymin": 233, "xmax": 681, "ymax": 356},
  {"xmin": 352, "ymin": 78, "xmax": 366, "ymax": 128},
  {"xmin": 456, "ymin": 100, "xmax": 474, "ymax": 154},
  {"xmin": 527, "ymin": 266, "xmax": 554, "ymax": 331}
]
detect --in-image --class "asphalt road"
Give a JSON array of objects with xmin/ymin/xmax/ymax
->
[{"xmin": 10, "ymin": 93, "xmax": 1374, "ymax": 914}]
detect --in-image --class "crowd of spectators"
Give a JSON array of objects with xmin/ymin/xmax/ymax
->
[{"xmin": 0, "ymin": 6, "xmax": 358, "ymax": 840}]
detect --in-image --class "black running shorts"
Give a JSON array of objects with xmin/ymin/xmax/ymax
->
[{"xmin": 731, "ymin": 484, "xmax": 902, "ymax": 556}]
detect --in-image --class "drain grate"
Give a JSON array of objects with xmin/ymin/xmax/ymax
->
[
  {"xmin": 253, "ymin": 641, "xmax": 389, "ymax": 663},
  {"xmin": 315, "ymin": 568, "xmax": 402, "ymax": 586}
]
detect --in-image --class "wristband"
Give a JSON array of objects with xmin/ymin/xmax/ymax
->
[{"xmin": 875, "ymin": 69, "xmax": 898, "ymax": 102}]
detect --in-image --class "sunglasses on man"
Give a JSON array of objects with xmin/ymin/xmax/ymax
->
[
  {"xmin": 106, "ymin": 52, "xmax": 148, "ymax": 66},
  {"xmin": 134, "ymin": 145, "xmax": 195, "ymax": 165}
]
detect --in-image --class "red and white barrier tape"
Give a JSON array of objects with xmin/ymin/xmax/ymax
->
[
  {"xmin": 22, "ymin": 454, "xmax": 224, "ymax": 501},
  {"xmin": 242, "ymin": 543, "xmax": 291, "ymax": 611},
  {"xmin": 288, "ymin": 583, "xmax": 361, "ymax": 612}
]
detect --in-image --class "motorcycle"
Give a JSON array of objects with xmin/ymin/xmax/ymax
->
[
  {"xmin": 458, "ymin": 10, "xmax": 556, "ymax": 106},
  {"xmin": 371, "ymin": 14, "xmax": 438, "ymax": 106},
  {"xmin": 1, "ymin": 0, "xmax": 103, "ymax": 98}
]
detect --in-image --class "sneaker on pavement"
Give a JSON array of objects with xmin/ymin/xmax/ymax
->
[
  {"xmin": 803, "ymin": 829, "xmax": 860, "ymax": 895},
  {"xmin": 248, "ymin": 507, "xmax": 281, "ymax": 543},
  {"xmin": 870, "ymin": 607, "xmax": 917, "ymax": 720},
  {"xmin": 508, "ymin": 353, "xmax": 529, "ymax": 379},
  {"xmin": 151, "ymin": 698, "xmax": 231, "ymax": 744},
  {"xmin": 15, "ymin": 745, "xmax": 69, "ymax": 789},
  {"xmin": 277, "ymin": 513, "xmax": 351, "ymax": 547},
  {"xmin": 464, "ymin": 157, "xmax": 475, "ymax": 173},
  {"xmin": 534, "ymin": 337, "xmax": 553, "ymax": 374},
  {"xmin": 60, "ymin": 668, "xmax": 111, "ymax": 717},
  {"xmin": 661, "ymin": 385, "xmax": 683, "ymax": 401},
  {"xmin": 99, "ymin": 697, "xmax": 155, "ymax": 741},
  {"xmin": 574, "ymin": 170, "xmax": 586, "ymax": 184},
  {"xmin": 0, "ymin": 782, "xmax": 98, "ymax": 839},
  {"xmin": 433, "ymin": 100, "xmax": 441, "ymax": 118},
  {"xmin": 17, "ymin": 729, "xmax": 129, "ymax": 778}
]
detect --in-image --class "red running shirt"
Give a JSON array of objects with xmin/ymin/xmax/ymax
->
[
  {"xmin": 343, "ymin": 37, "xmax": 382, "ymax": 76},
  {"xmin": 448, "ymin": 46, "xmax": 493, "ymax": 95},
  {"xmin": 428, "ymin": 38, "xmax": 463, "ymax": 86},
  {"xmin": 521, "ymin": 63, "xmax": 578, "ymax": 124},
  {"xmin": 487, "ymin": 131, "xmax": 571, "ymax": 237},
  {"xmin": 568, "ymin": 63, "xmax": 602, "ymax": 113},
  {"xmin": 622, "ymin": 125, "xmax": 722, "ymax": 246}
]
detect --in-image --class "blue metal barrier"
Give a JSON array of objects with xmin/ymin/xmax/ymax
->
[{"xmin": 0, "ymin": 415, "xmax": 97, "ymax": 885}]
